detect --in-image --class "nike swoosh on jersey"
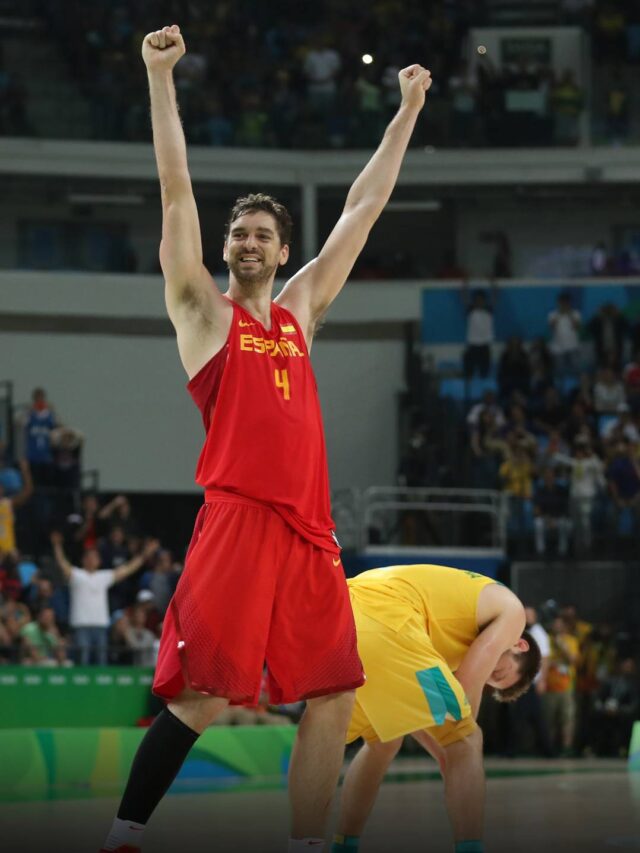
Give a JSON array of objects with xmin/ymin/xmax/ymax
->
[{"xmin": 332, "ymin": 558, "xmax": 341, "ymax": 566}]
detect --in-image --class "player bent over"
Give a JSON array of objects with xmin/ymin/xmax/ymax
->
[{"xmin": 332, "ymin": 565, "xmax": 541, "ymax": 853}]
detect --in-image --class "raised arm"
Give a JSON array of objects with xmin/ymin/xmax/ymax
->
[
  {"xmin": 112, "ymin": 539, "xmax": 160, "ymax": 584},
  {"xmin": 142, "ymin": 25, "xmax": 230, "ymax": 377},
  {"xmin": 278, "ymin": 64, "xmax": 432, "ymax": 342},
  {"xmin": 50, "ymin": 531, "xmax": 73, "ymax": 582}
]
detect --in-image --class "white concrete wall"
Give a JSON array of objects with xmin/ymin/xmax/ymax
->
[{"xmin": 1, "ymin": 272, "xmax": 410, "ymax": 492}]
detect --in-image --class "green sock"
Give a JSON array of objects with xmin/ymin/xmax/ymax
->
[
  {"xmin": 332, "ymin": 835, "xmax": 360, "ymax": 852},
  {"xmin": 455, "ymin": 842, "xmax": 484, "ymax": 853}
]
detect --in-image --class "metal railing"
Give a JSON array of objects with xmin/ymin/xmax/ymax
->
[{"xmin": 333, "ymin": 486, "xmax": 507, "ymax": 553}]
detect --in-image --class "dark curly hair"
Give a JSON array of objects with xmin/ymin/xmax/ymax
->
[
  {"xmin": 225, "ymin": 193, "xmax": 293, "ymax": 246},
  {"xmin": 492, "ymin": 630, "xmax": 542, "ymax": 703}
]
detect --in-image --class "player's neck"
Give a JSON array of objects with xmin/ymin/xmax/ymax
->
[{"xmin": 227, "ymin": 278, "xmax": 275, "ymax": 327}]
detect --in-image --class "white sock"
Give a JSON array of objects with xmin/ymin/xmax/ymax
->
[
  {"xmin": 102, "ymin": 817, "xmax": 146, "ymax": 850},
  {"xmin": 288, "ymin": 839, "xmax": 325, "ymax": 852}
]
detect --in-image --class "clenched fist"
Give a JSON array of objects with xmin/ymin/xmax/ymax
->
[
  {"xmin": 142, "ymin": 24, "xmax": 186, "ymax": 72},
  {"xmin": 399, "ymin": 64, "xmax": 432, "ymax": 111}
]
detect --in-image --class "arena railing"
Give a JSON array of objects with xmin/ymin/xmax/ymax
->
[{"xmin": 332, "ymin": 486, "xmax": 507, "ymax": 554}]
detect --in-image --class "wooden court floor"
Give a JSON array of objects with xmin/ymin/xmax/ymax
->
[{"xmin": 2, "ymin": 758, "xmax": 639, "ymax": 853}]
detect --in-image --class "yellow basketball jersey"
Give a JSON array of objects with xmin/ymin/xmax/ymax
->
[
  {"xmin": 348, "ymin": 564, "xmax": 496, "ymax": 672},
  {"xmin": 0, "ymin": 498, "xmax": 16, "ymax": 552}
]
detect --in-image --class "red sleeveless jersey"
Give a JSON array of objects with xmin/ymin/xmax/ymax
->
[{"xmin": 187, "ymin": 299, "xmax": 338, "ymax": 553}]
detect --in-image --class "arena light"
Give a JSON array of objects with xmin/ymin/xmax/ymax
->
[{"xmin": 362, "ymin": 53, "xmax": 373, "ymax": 65}]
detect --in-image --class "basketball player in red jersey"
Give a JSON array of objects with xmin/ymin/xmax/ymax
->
[{"xmin": 100, "ymin": 24, "xmax": 432, "ymax": 853}]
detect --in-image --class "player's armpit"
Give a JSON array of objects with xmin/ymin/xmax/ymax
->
[{"xmin": 277, "ymin": 205, "xmax": 375, "ymax": 338}]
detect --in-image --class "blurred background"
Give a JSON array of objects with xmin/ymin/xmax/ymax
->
[{"xmin": 1, "ymin": 0, "xmax": 640, "ymax": 797}]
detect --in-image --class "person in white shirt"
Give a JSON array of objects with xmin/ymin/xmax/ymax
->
[
  {"xmin": 51, "ymin": 531, "xmax": 159, "ymax": 665},
  {"xmin": 303, "ymin": 35, "xmax": 341, "ymax": 112},
  {"xmin": 593, "ymin": 367, "xmax": 626, "ymax": 413},
  {"xmin": 462, "ymin": 284, "xmax": 496, "ymax": 378},
  {"xmin": 553, "ymin": 437, "xmax": 605, "ymax": 552},
  {"xmin": 601, "ymin": 402, "xmax": 640, "ymax": 444},
  {"xmin": 548, "ymin": 292, "xmax": 582, "ymax": 375}
]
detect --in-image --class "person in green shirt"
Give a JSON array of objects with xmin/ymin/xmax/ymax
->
[{"xmin": 20, "ymin": 606, "xmax": 67, "ymax": 665}]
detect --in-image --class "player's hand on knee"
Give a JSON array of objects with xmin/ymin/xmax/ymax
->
[{"xmin": 142, "ymin": 24, "xmax": 186, "ymax": 71}]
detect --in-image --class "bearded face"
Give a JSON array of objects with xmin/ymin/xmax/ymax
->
[{"xmin": 224, "ymin": 211, "xmax": 289, "ymax": 288}]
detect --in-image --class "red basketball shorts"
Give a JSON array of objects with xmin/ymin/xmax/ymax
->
[{"xmin": 153, "ymin": 494, "xmax": 365, "ymax": 705}]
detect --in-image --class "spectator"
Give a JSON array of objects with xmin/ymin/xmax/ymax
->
[
  {"xmin": 0, "ymin": 591, "xmax": 31, "ymax": 634},
  {"xmin": 510, "ymin": 606, "xmax": 553, "ymax": 757},
  {"xmin": 23, "ymin": 388, "xmax": 57, "ymax": 487},
  {"xmin": 470, "ymin": 409, "xmax": 505, "ymax": 489},
  {"xmin": 534, "ymin": 386, "xmax": 567, "ymax": 437},
  {"xmin": 560, "ymin": 604, "xmax": 593, "ymax": 648},
  {"xmin": 588, "ymin": 303, "xmax": 628, "ymax": 369},
  {"xmin": 25, "ymin": 573, "xmax": 69, "ymax": 629},
  {"xmin": 352, "ymin": 68, "xmax": 384, "ymax": 147},
  {"xmin": 571, "ymin": 371, "xmax": 595, "ymax": 412},
  {"xmin": 49, "ymin": 426, "xmax": 84, "ymax": 494},
  {"xmin": 498, "ymin": 336, "xmax": 531, "ymax": 400},
  {"xmin": 563, "ymin": 400, "xmax": 594, "ymax": 446},
  {"xmin": 135, "ymin": 588, "xmax": 163, "ymax": 634},
  {"xmin": 602, "ymin": 403, "xmax": 640, "ymax": 445},
  {"xmin": 554, "ymin": 438, "xmax": 605, "ymax": 554},
  {"xmin": 461, "ymin": 283, "xmax": 496, "ymax": 379},
  {"xmin": 69, "ymin": 493, "xmax": 102, "ymax": 556},
  {"xmin": 302, "ymin": 33, "xmax": 341, "ymax": 114},
  {"xmin": 545, "ymin": 615, "xmax": 580, "ymax": 756},
  {"xmin": 235, "ymin": 92, "xmax": 271, "ymax": 147},
  {"xmin": 504, "ymin": 404, "xmax": 537, "ymax": 460},
  {"xmin": 144, "ymin": 549, "xmax": 180, "ymax": 616},
  {"xmin": 0, "ymin": 441, "xmax": 23, "ymax": 497},
  {"xmin": 623, "ymin": 349, "xmax": 640, "ymax": 410},
  {"xmin": 100, "ymin": 525, "xmax": 130, "ymax": 569},
  {"xmin": 551, "ymin": 69, "xmax": 583, "ymax": 146},
  {"xmin": 533, "ymin": 468, "xmax": 571, "ymax": 556},
  {"xmin": 116, "ymin": 603, "xmax": 157, "ymax": 666},
  {"xmin": 593, "ymin": 367, "xmax": 626, "ymax": 413},
  {"xmin": 50, "ymin": 531, "xmax": 159, "ymax": 665},
  {"xmin": 538, "ymin": 429, "xmax": 570, "ymax": 471},
  {"xmin": 606, "ymin": 437, "xmax": 640, "ymax": 532},
  {"xmin": 590, "ymin": 657, "xmax": 638, "ymax": 756},
  {"xmin": 467, "ymin": 389, "xmax": 506, "ymax": 430},
  {"xmin": 605, "ymin": 73, "xmax": 630, "ymax": 144},
  {"xmin": 20, "ymin": 606, "xmax": 68, "ymax": 666},
  {"xmin": 590, "ymin": 241, "xmax": 610, "ymax": 276},
  {"xmin": 0, "ymin": 613, "xmax": 16, "ymax": 662},
  {"xmin": 0, "ymin": 460, "xmax": 32, "ymax": 555},
  {"xmin": 548, "ymin": 292, "xmax": 582, "ymax": 376},
  {"xmin": 98, "ymin": 494, "xmax": 139, "ymax": 537},
  {"xmin": 499, "ymin": 442, "xmax": 535, "ymax": 543},
  {"xmin": 529, "ymin": 337, "xmax": 554, "ymax": 394}
]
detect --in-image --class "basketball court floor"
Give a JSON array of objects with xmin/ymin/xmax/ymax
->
[{"xmin": 2, "ymin": 758, "xmax": 638, "ymax": 853}]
